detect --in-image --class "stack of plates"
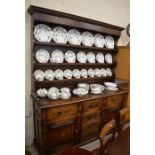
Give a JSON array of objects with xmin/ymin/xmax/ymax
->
[{"xmin": 104, "ymin": 82, "xmax": 118, "ymax": 91}]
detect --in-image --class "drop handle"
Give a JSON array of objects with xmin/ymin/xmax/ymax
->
[{"xmin": 74, "ymin": 129, "xmax": 78, "ymax": 133}]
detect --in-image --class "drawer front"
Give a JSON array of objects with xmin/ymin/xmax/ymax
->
[
  {"xmin": 83, "ymin": 99, "xmax": 106, "ymax": 113},
  {"xmin": 46, "ymin": 104, "xmax": 78, "ymax": 122},
  {"xmin": 81, "ymin": 128, "xmax": 99, "ymax": 142},
  {"xmin": 82, "ymin": 111, "xmax": 101, "ymax": 124},
  {"xmin": 81, "ymin": 121, "xmax": 100, "ymax": 132},
  {"xmin": 107, "ymin": 95, "xmax": 124, "ymax": 109}
]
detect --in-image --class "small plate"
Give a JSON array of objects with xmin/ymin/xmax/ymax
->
[
  {"xmin": 94, "ymin": 33, "xmax": 105, "ymax": 48},
  {"xmin": 77, "ymin": 51, "xmax": 87, "ymax": 63},
  {"xmin": 88, "ymin": 68, "xmax": 95, "ymax": 77},
  {"xmin": 65, "ymin": 50, "xmax": 76, "ymax": 63},
  {"xmin": 105, "ymin": 87, "xmax": 118, "ymax": 91},
  {"xmin": 50, "ymin": 49, "xmax": 64, "ymax": 63},
  {"xmin": 37, "ymin": 88, "xmax": 48, "ymax": 97},
  {"xmin": 96, "ymin": 53, "xmax": 104, "ymax": 63},
  {"xmin": 64, "ymin": 69, "xmax": 72, "ymax": 79},
  {"xmin": 94, "ymin": 68, "xmax": 102, "ymax": 77},
  {"xmin": 80, "ymin": 69, "xmax": 88, "ymax": 78},
  {"xmin": 100, "ymin": 68, "xmax": 107, "ymax": 77},
  {"xmin": 67, "ymin": 29, "xmax": 82, "ymax": 45},
  {"xmin": 106, "ymin": 68, "xmax": 112, "ymax": 76},
  {"xmin": 87, "ymin": 52, "xmax": 95, "ymax": 63},
  {"xmin": 73, "ymin": 69, "xmax": 81, "ymax": 79},
  {"xmin": 34, "ymin": 24, "xmax": 53, "ymax": 42},
  {"xmin": 34, "ymin": 70, "xmax": 45, "ymax": 81},
  {"xmin": 53, "ymin": 26, "xmax": 68, "ymax": 44},
  {"xmin": 105, "ymin": 53, "xmax": 112, "ymax": 64},
  {"xmin": 54, "ymin": 69, "xmax": 64, "ymax": 80},
  {"xmin": 82, "ymin": 31, "xmax": 94, "ymax": 46},
  {"xmin": 45, "ymin": 70, "xmax": 55, "ymax": 81},
  {"xmin": 36, "ymin": 49, "xmax": 50, "ymax": 63},
  {"xmin": 104, "ymin": 82, "xmax": 117, "ymax": 88},
  {"xmin": 105, "ymin": 35, "xmax": 114, "ymax": 49}
]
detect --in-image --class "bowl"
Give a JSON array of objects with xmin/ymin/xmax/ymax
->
[{"xmin": 73, "ymin": 88, "xmax": 88, "ymax": 97}]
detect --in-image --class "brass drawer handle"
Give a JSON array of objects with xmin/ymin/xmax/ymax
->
[
  {"xmin": 87, "ymin": 113, "xmax": 97, "ymax": 120},
  {"xmin": 89, "ymin": 104, "xmax": 98, "ymax": 109},
  {"xmin": 57, "ymin": 108, "xmax": 68, "ymax": 115}
]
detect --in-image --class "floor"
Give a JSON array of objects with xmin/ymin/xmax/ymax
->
[{"xmin": 26, "ymin": 145, "xmax": 58, "ymax": 155}]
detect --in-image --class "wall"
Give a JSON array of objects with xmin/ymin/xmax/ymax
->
[
  {"xmin": 25, "ymin": 0, "xmax": 130, "ymax": 146},
  {"xmin": 115, "ymin": 46, "xmax": 130, "ymax": 106}
]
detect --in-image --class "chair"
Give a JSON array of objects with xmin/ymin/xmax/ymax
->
[
  {"xmin": 78, "ymin": 119, "xmax": 117, "ymax": 155},
  {"xmin": 115, "ymin": 107, "xmax": 130, "ymax": 132},
  {"xmin": 58, "ymin": 147, "xmax": 93, "ymax": 155}
]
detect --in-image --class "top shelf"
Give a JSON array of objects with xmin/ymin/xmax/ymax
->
[{"xmin": 34, "ymin": 42, "xmax": 118, "ymax": 52}]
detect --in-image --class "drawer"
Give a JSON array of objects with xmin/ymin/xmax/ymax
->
[
  {"xmin": 81, "ymin": 121, "xmax": 100, "ymax": 132},
  {"xmin": 81, "ymin": 128, "xmax": 99, "ymax": 142},
  {"xmin": 83, "ymin": 99, "xmax": 106, "ymax": 113},
  {"xmin": 107, "ymin": 95, "xmax": 124, "ymax": 109},
  {"xmin": 46, "ymin": 104, "xmax": 78, "ymax": 122},
  {"xmin": 82, "ymin": 111, "xmax": 101, "ymax": 124}
]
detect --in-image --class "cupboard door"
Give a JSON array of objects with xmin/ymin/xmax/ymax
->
[{"xmin": 46, "ymin": 118, "xmax": 79, "ymax": 148}]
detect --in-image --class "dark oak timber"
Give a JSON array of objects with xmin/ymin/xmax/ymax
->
[{"xmin": 28, "ymin": 5, "xmax": 128, "ymax": 155}]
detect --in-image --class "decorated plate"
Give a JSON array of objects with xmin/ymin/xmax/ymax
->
[
  {"xmin": 34, "ymin": 70, "xmax": 45, "ymax": 81},
  {"xmin": 80, "ymin": 69, "xmax": 88, "ymax": 78},
  {"xmin": 45, "ymin": 70, "xmax": 55, "ymax": 81},
  {"xmin": 35, "ymin": 49, "xmax": 50, "ymax": 63},
  {"xmin": 82, "ymin": 31, "xmax": 94, "ymax": 46},
  {"xmin": 53, "ymin": 26, "xmax": 68, "ymax": 44},
  {"xmin": 73, "ymin": 69, "xmax": 81, "ymax": 79},
  {"xmin": 105, "ymin": 53, "xmax": 112, "ymax": 64},
  {"xmin": 106, "ymin": 68, "xmax": 112, "ymax": 76},
  {"xmin": 77, "ymin": 51, "xmax": 87, "ymax": 63},
  {"xmin": 100, "ymin": 68, "xmax": 107, "ymax": 77},
  {"xmin": 34, "ymin": 24, "xmax": 53, "ymax": 42},
  {"xmin": 87, "ymin": 52, "xmax": 95, "ymax": 63},
  {"xmin": 105, "ymin": 35, "xmax": 114, "ymax": 49},
  {"xmin": 96, "ymin": 53, "xmax": 104, "ymax": 63},
  {"xmin": 94, "ymin": 68, "xmax": 102, "ymax": 77},
  {"xmin": 65, "ymin": 50, "xmax": 76, "ymax": 63},
  {"xmin": 67, "ymin": 29, "xmax": 82, "ymax": 45},
  {"xmin": 54, "ymin": 69, "xmax": 64, "ymax": 80},
  {"xmin": 50, "ymin": 49, "xmax": 64, "ymax": 63},
  {"xmin": 64, "ymin": 69, "xmax": 72, "ymax": 79},
  {"xmin": 94, "ymin": 33, "xmax": 105, "ymax": 48},
  {"xmin": 88, "ymin": 68, "xmax": 95, "ymax": 77}
]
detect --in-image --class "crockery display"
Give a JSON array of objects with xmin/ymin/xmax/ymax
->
[
  {"xmin": 106, "ymin": 68, "xmax": 112, "ymax": 76},
  {"xmin": 65, "ymin": 50, "xmax": 76, "ymax": 63},
  {"xmin": 50, "ymin": 49, "xmax": 64, "ymax": 63},
  {"xmin": 87, "ymin": 52, "xmax": 96, "ymax": 63},
  {"xmin": 44, "ymin": 69, "xmax": 55, "ymax": 81},
  {"xmin": 37, "ymin": 88, "xmax": 48, "ymax": 97},
  {"xmin": 80, "ymin": 69, "xmax": 88, "ymax": 78},
  {"xmin": 54, "ymin": 69, "xmax": 64, "ymax": 80},
  {"xmin": 82, "ymin": 31, "xmax": 94, "ymax": 46},
  {"xmin": 105, "ymin": 35, "xmax": 114, "ymax": 49},
  {"xmin": 36, "ymin": 49, "xmax": 50, "ymax": 63},
  {"xmin": 34, "ymin": 24, "xmax": 53, "ymax": 42},
  {"xmin": 67, "ymin": 29, "xmax": 82, "ymax": 45},
  {"xmin": 96, "ymin": 53, "xmax": 104, "ymax": 63},
  {"xmin": 53, "ymin": 26, "xmax": 68, "ymax": 44},
  {"xmin": 94, "ymin": 33, "xmax": 105, "ymax": 48},
  {"xmin": 73, "ymin": 69, "xmax": 81, "ymax": 78},
  {"xmin": 63, "ymin": 69, "xmax": 72, "ymax": 79},
  {"xmin": 77, "ymin": 51, "xmax": 87, "ymax": 63},
  {"xmin": 105, "ymin": 53, "xmax": 112, "ymax": 64},
  {"xmin": 34, "ymin": 70, "xmax": 45, "ymax": 81}
]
